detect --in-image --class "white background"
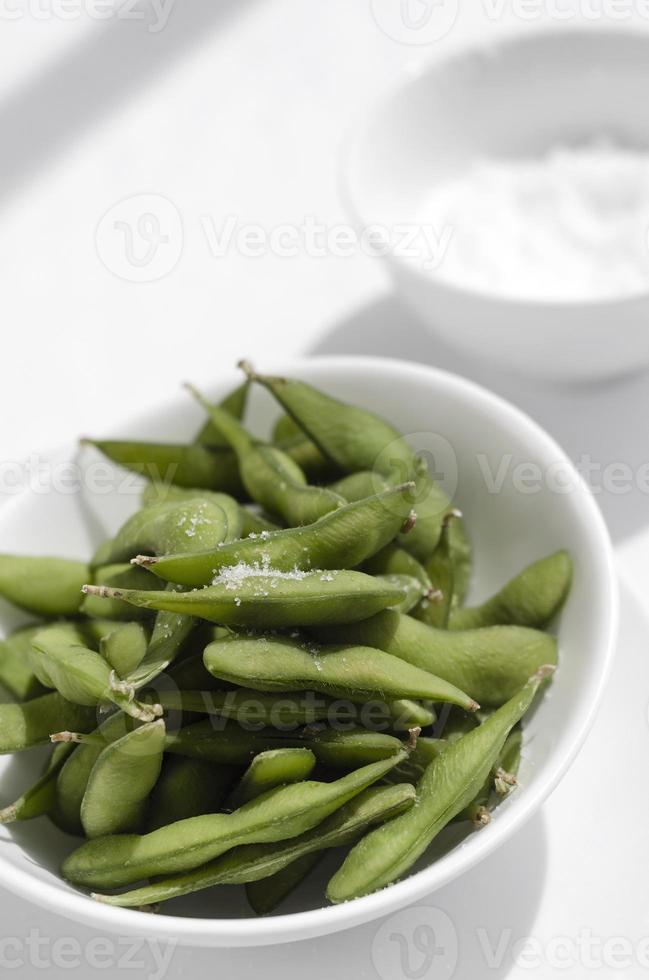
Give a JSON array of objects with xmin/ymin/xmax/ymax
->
[{"xmin": 2, "ymin": 2, "xmax": 649, "ymax": 977}]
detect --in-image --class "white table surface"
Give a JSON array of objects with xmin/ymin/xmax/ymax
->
[{"xmin": 2, "ymin": 2, "xmax": 649, "ymax": 976}]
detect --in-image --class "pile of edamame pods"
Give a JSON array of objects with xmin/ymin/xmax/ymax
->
[{"xmin": 0, "ymin": 364, "xmax": 572, "ymax": 914}]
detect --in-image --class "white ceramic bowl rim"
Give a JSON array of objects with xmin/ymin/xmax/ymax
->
[
  {"xmin": 339, "ymin": 25, "xmax": 649, "ymax": 311},
  {"xmin": 0, "ymin": 356, "xmax": 619, "ymax": 947}
]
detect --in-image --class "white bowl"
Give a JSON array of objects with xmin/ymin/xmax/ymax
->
[
  {"xmin": 342, "ymin": 29, "xmax": 649, "ymax": 382},
  {"xmin": 0, "ymin": 356, "xmax": 617, "ymax": 946}
]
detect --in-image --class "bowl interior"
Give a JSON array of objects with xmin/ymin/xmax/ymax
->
[
  {"xmin": 0, "ymin": 357, "xmax": 616, "ymax": 946},
  {"xmin": 347, "ymin": 29, "xmax": 649, "ymax": 227}
]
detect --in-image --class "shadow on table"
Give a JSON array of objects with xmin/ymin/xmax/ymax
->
[
  {"xmin": 310, "ymin": 293, "xmax": 649, "ymax": 544},
  {"xmin": 0, "ymin": 0, "xmax": 257, "ymax": 206}
]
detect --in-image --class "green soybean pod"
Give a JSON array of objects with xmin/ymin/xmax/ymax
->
[
  {"xmin": 381, "ymin": 736, "xmax": 447, "ymax": 786},
  {"xmin": 326, "ymin": 667, "xmax": 553, "ymax": 902},
  {"xmin": 301, "ymin": 728, "xmax": 405, "ymax": 768},
  {"xmin": 30, "ymin": 625, "xmax": 161, "ymax": 723},
  {"xmin": 194, "ymin": 380, "xmax": 250, "ymax": 446},
  {"xmin": 82, "ymin": 564, "xmax": 163, "ymax": 620},
  {"xmin": 85, "ymin": 381, "xmax": 250, "ymax": 497},
  {"xmin": 82, "ymin": 570, "xmax": 405, "ymax": 629},
  {"xmin": 380, "ymin": 574, "xmax": 429, "ymax": 615},
  {"xmin": 364, "ymin": 544, "xmax": 433, "ymax": 594},
  {"xmin": 246, "ymin": 783, "xmax": 416, "ymax": 915},
  {"xmin": 329, "ymin": 471, "xmax": 389, "ymax": 502},
  {"xmin": 99, "ymin": 622, "xmax": 149, "ymax": 678},
  {"xmin": 248, "ymin": 366, "xmax": 467, "ymax": 567},
  {"xmin": 95, "ymin": 783, "xmax": 416, "ymax": 909},
  {"xmin": 136, "ymin": 484, "xmax": 417, "ymax": 587},
  {"xmin": 239, "ymin": 508, "xmax": 282, "ymax": 537},
  {"xmin": 449, "ymin": 551, "xmax": 573, "ymax": 631},
  {"xmin": 80, "ymin": 720, "xmax": 166, "ymax": 839},
  {"xmin": 164, "ymin": 720, "xmax": 404, "ymax": 769},
  {"xmin": 0, "ymin": 555, "xmax": 88, "ymax": 617},
  {"xmin": 330, "ymin": 472, "xmax": 471, "ymax": 601},
  {"xmin": 157, "ymin": 689, "xmax": 328, "ymax": 728},
  {"xmin": 105, "ymin": 499, "xmax": 230, "ymax": 565},
  {"xmin": 146, "ymin": 757, "xmax": 239, "ymax": 832},
  {"xmin": 82, "ymin": 441, "xmax": 244, "ymax": 497},
  {"xmin": 0, "ymin": 743, "xmax": 75, "ymax": 825},
  {"xmin": 52, "ymin": 712, "xmax": 139, "ymax": 835},
  {"xmin": 225, "ymin": 748, "xmax": 317, "ymax": 811},
  {"xmin": 272, "ymin": 412, "xmax": 336, "ymax": 481},
  {"xmin": 62, "ymin": 750, "xmax": 409, "ymax": 889},
  {"xmin": 413, "ymin": 510, "xmax": 461, "ymax": 628},
  {"xmin": 203, "ymin": 635, "xmax": 478, "ymax": 712},
  {"xmin": 187, "ymin": 385, "xmax": 345, "ymax": 527},
  {"xmin": 244, "ymin": 366, "xmax": 416, "ymax": 478},
  {"xmin": 140, "ymin": 484, "xmax": 243, "ymax": 542},
  {"xmin": 462, "ymin": 729, "xmax": 524, "ymax": 827},
  {"xmin": 315, "ymin": 610, "xmax": 557, "ymax": 708},
  {"xmin": 0, "ymin": 692, "xmax": 96, "ymax": 754},
  {"xmin": 0, "ymin": 625, "xmax": 48, "ymax": 701}
]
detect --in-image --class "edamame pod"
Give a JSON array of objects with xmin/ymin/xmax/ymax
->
[
  {"xmin": 30, "ymin": 625, "xmax": 161, "ymax": 723},
  {"xmin": 462, "ymin": 729, "xmax": 523, "ymax": 827},
  {"xmin": 82, "ymin": 570, "xmax": 406, "ymax": 629},
  {"xmin": 83, "ymin": 441, "xmax": 244, "ymax": 497},
  {"xmin": 146, "ymin": 757, "xmax": 239, "ymax": 832},
  {"xmin": 104, "ymin": 499, "xmax": 230, "ymax": 564},
  {"xmin": 52, "ymin": 712, "xmax": 139, "ymax": 835},
  {"xmin": 194, "ymin": 380, "xmax": 250, "ymax": 446},
  {"xmin": 203, "ymin": 635, "xmax": 478, "ymax": 712},
  {"xmin": 62, "ymin": 750, "xmax": 409, "ymax": 889},
  {"xmin": 326, "ymin": 667, "xmax": 553, "ymax": 902},
  {"xmin": 0, "ymin": 555, "xmax": 88, "ymax": 617},
  {"xmin": 364, "ymin": 544, "xmax": 433, "ymax": 594},
  {"xmin": 164, "ymin": 720, "xmax": 404, "ymax": 769},
  {"xmin": 244, "ymin": 366, "xmax": 416, "ymax": 478},
  {"xmin": 0, "ymin": 692, "xmax": 95, "ymax": 754},
  {"xmin": 81, "ymin": 721, "xmax": 166, "ymax": 839},
  {"xmin": 0, "ymin": 744, "xmax": 74, "ymax": 824},
  {"xmin": 157, "ymin": 689, "xmax": 434, "ymax": 732},
  {"xmin": 136, "ymin": 485, "xmax": 417, "ymax": 587},
  {"xmin": 187, "ymin": 385, "xmax": 345, "ymax": 527},
  {"xmin": 246, "ymin": 783, "xmax": 416, "ymax": 915},
  {"xmin": 315, "ymin": 610, "xmax": 557, "ymax": 707},
  {"xmin": 247, "ymin": 854, "xmax": 320, "ymax": 916},
  {"xmin": 225, "ymin": 748, "xmax": 316, "ymax": 811},
  {"xmin": 125, "ymin": 610, "xmax": 195, "ymax": 691},
  {"xmin": 0, "ymin": 625, "xmax": 48, "ymax": 701},
  {"xmin": 95, "ymin": 783, "xmax": 415, "ymax": 908},
  {"xmin": 413, "ymin": 510, "xmax": 461, "ymax": 628},
  {"xmin": 99, "ymin": 622, "xmax": 149, "ymax": 678},
  {"xmin": 140, "ymin": 484, "xmax": 243, "ymax": 541},
  {"xmin": 272, "ymin": 412, "xmax": 334, "ymax": 481},
  {"xmin": 239, "ymin": 508, "xmax": 282, "ymax": 537},
  {"xmin": 449, "ymin": 551, "xmax": 573, "ymax": 631}
]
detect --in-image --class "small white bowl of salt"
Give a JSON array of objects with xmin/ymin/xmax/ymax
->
[{"xmin": 342, "ymin": 28, "xmax": 649, "ymax": 381}]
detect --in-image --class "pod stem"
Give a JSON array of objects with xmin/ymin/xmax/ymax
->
[
  {"xmin": 442, "ymin": 508, "xmax": 463, "ymax": 530},
  {"xmin": 50, "ymin": 731, "xmax": 90, "ymax": 745},
  {"xmin": 0, "ymin": 804, "xmax": 18, "ymax": 825},
  {"xmin": 131, "ymin": 555, "xmax": 157, "ymax": 568},
  {"xmin": 405, "ymin": 727, "xmax": 421, "ymax": 753},
  {"xmin": 237, "ymin": 359, "xmax": 257, "ymax": 381},
  {"xmin": 400, "ymin": 510, "xmax": 418, "ymax": 535},
  {"xmin": 82, "ymin": 584, "xmax": 123, "ymax": 600},
  {"xmin": 472, "ymin": 806, "xmax": 491, "ymax": 828},
  {"xmin": 494, "ymin": 768, "xmax": 518, "ymax": 796}
]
